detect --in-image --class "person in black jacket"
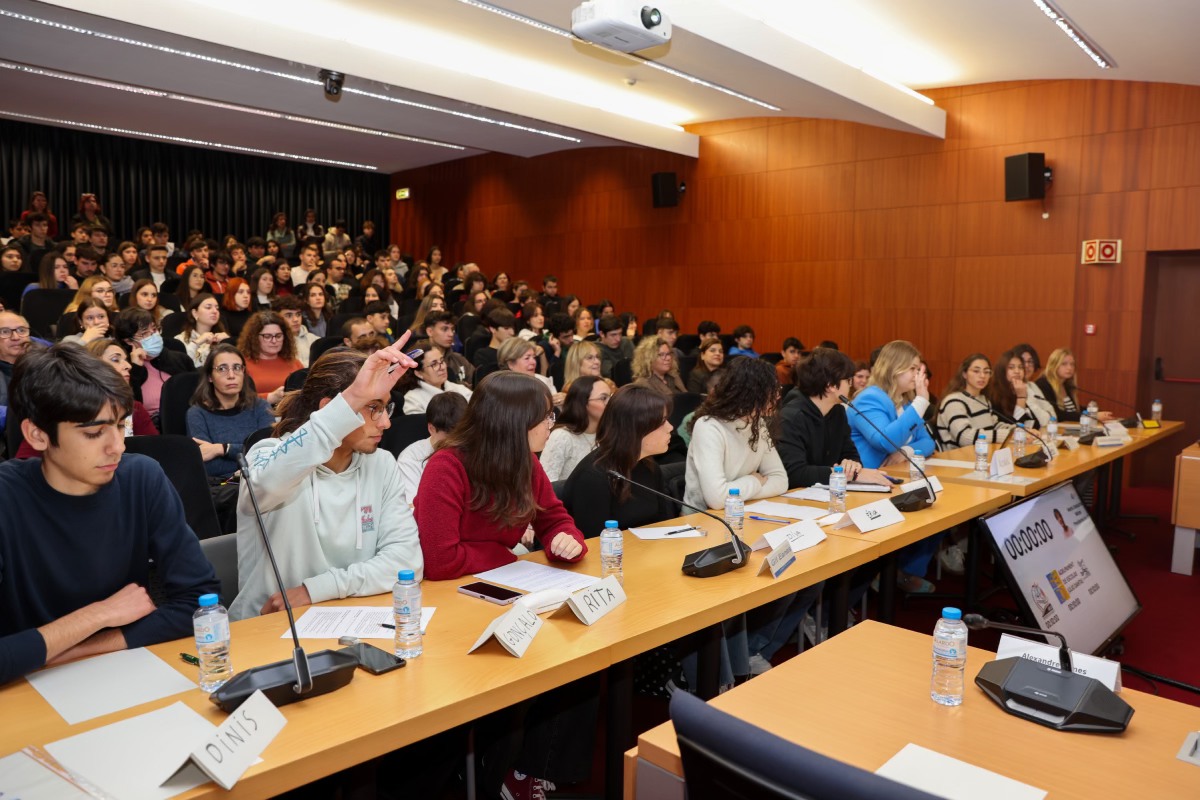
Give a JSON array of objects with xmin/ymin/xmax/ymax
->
[
  {"xmin": 776, "ymin": 347, "xmax": 894, "ymax": 489},
  {"xmin": 113, "ymin": 308, "xmax": 195, "ymax": 426}
]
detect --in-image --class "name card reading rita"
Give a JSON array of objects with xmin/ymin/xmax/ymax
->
[
  {"xmin": 161, "ymin": 690, "xmax": 286, "ymax": 791},
  {"xmin": 758, "ymin": 538, "xmax": 796, "ymax": 579},
  {"xmin": 468, "ymin": 605, "xmax": 543, "ymax": 657},
  {"xmin": 560, "ymin": 575, "xmax": 626, "ymax": 625}
]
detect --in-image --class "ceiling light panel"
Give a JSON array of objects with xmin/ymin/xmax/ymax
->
[{"xmin": 1029, "ymin": 0, "xmax": 1114, "ymax": 69}]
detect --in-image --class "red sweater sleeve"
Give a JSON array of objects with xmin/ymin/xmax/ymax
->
[
  {"xmin": 530, "ymin": 458, "xmax": 587, "ymax": 562},
  {"xmin": 132, "ymin": 402, "xmax": 159, "ymax": 436}
]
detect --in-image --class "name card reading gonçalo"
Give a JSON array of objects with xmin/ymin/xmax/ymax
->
[
  {"xmin": 758, "ymin": 538, "xmax": 796, "ymax": 579},
  {"xmin": 468, "ymin": 604, "xmax": 543, "ymax": 657},
  {"xmin": 560, "ymin": 575, "xmax": 626, "ymax": 625},
  {"xmin": 161, "ymin": 690, "xmax": 286, "ymax": 791}
]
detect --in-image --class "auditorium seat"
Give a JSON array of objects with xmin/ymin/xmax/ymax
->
[
  {"xmin": 612, "ymin": 358, "xmax": 633, "ymax": 387},
  {"xmin": 158, "ymin": 371, "xmax": 202, "ymax": 436},
  {"xmin": 19, "ymin": 288, "xmax": 74, "ymax": 339},
  {"xmin": 124, "ymin": 435, "xmax": 222, "ymax": 540},
  {"xmin": 381, "ymin": 412, "xmax": 427, "ymax": 458}
]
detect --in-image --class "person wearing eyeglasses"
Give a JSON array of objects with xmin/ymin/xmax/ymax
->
[
  {"xmin": 397, "ymin": 342, "xmax": 473, "ymax": 415},
  {"xmin": 237, "ymin": 311, "xmax": 304, "ymax": 407},
  {"xmin": 229, "ymin": 340, "xmax": 423, "ymax": 619},
  {"xmin": 0, "ymin": 311, "xmax": 33, "ymax": 441},
  {"xmin": 935, "ymin": 353, "xmax": 1011, "ymax": 449},
  {"xmin": 185, "ymin": 345, "xmax": 275, "ymax": 479},
  {"xmin": 632, "ymin": 336, "xmax": 686, "ymax": 398}
]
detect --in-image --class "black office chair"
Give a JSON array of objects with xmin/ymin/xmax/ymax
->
[
  {"xmin": 676, "ymin": 334, "xmax": 700, "ymax": 354},
  {"xmin": 473, "ymin": 362, "xmax": 503, "ymax": 386},
  {"xmin": 658, "ymin": 461, "xmax": 687, "ymax": 516},
  {"xmin": 158, "ymin": 371, "xmax": 202, "ymax": 436},
  {"xmin": 160, "ymin": 311, "xmax": 187, "ymax": 342},
  {"xmin": 677, "ymin": 354, "xmax": 697, "ymax": 379},
  {"xmin": 670, "ymin": 689, "xmax": 940, "ymax": 800},
  {"xmin": 200, "ymin": 533, "xmax": 238, "ymax": 609},
  {"xmin": 164, "ymin": 337, "xmax": 189, "ymax": 357},
  {"xmin": 668, "ymin": 392, "xmax": 704, "ymax": 431},
  {"xmin": 327, "ymin": 312, "xmax": 359, "ymax": 338},
  {"xmin": 381, "ymin": 412, "xmax": 428, "ymax": 458},
  {"xmin": 284, "ymin": 368, "xmax": 309, "ymax": 391},
  {"xmin": 549, "ymin": 358, "xmax": 566, "ymax": 391},
  {"xmin": 612, "ymin": 358, "xmax": 634, "ymax": 387},
  {"xmin": 19, "ymin": 288, "xmax": 74, "ymax": 339},
  {"xmin": 308, "ymin": 336, "xmax": 344, "ymax": 365},
  {"xmin": 642, "ymin": 318, "xmax": 659, "ymax": 336},
  {"xmin": 124, "ymin": 435, "xmax": 223, "ymax": 540},
  {"xmin": 718, "ymin": 333, "xmax": 735, "ymax": 353}
]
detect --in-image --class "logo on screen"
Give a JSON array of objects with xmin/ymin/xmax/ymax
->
[
  {"xmin": 1045, "ymin": 570, "xmax": 1071, "ymax": 604},
  {"xmin": 1030, "ymin": 583, "xmax": 1054, "ymax": 617}
]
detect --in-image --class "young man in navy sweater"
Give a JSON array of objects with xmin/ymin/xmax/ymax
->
[{"xmin": 0, "ymin": 344, "xmax": 218, "ymax": 685}]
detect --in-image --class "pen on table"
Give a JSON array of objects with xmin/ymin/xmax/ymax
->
[
  {"xmin": 380, "ymin": 623, "xmax": 396, "ymax": 629},
  {"xmin": 665, "ymin": 526, "xmax": 701, "ymax": 536},
  {"xmin": 748, "ymin": 515, "xmax": 791, "ymax": 524},
  {"xmin": 179, "ymin": 652, "xmax": 199, "ymax": 666}
]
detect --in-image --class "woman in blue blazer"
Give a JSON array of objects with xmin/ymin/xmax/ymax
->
[{"xmin": 848, "ymin": 340, "xmax": 940, "ymax": 592}]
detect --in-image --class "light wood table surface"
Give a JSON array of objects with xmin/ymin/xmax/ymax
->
[{"xmin": 630, "ymin": 621, "xmax": 1200, "ymax": 800}]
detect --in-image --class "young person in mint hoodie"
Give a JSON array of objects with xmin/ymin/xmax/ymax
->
[
  {"xmin": 0, "ymin": 344, "xmax": 217, "ymax": 685},
  {"xmin": 229, "ymin": 338, "xmax": 424, "ymax": 620}
]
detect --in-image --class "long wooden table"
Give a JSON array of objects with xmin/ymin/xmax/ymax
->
[
  {"xmin": 0, "ymin": 485, "xmax": 1014, "ymax": 798},
  {"xmin": 628, "ymin": 621, "xmax": 1200, "ymax": 799}
]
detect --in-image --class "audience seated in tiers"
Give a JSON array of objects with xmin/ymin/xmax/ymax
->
[
  {"xmin": 397, "ymin": 343, "xmax": 473, "ymax": 415},
  {"xmin": 471, "ymin": 308, "xmax": 516, "ymax": 371},
  {"xmin": 272, "ymin": 294, "xmax": 317, "ymax": 367},
  {"xmin": 24, "ymin": 251, "xmax": 77, "ymax": 297},
  {"xmin": 185, "ymin": 344, "xmax": 275, "ymax": 480},
  {"xmin": 396, "ymin": 391, "xmax": 468, "ymax": 505},
  {"xmin": 220, "ymin": 277, "xmax": 253, "ymax": 341},
  {"xmin": 114, "ymin": 307, "xmax": 194, "ymax": 426},
  {"xmin": 60, "ymin": 298, "xmax": 113, "ymax": 348},
  {"xmin": 497, "ymin": 337, "xmax": 563, "ymax": 405},
  {"xmin": 543, "ymin": 311, "xmax": 576, "ymax": 372},
  {"xmin": 727, "ymin": 324, "xmax": 760, "ymax": 358},
  {"xmin": 0, "ymin": 344, "xmax": 217, "ymax": 685},
  {"xmin": 129, "ymin": 279, "xmax": 174, "ymax": 327},
  {"xmin": 690, "ymin": 320, "xmax": 722, "ymax": 357},
  {"xmin": 237, "ymin": 310, "xmax": 303, "ymax": 407},
  {"xmin": 776, "ymin": 336, "xmax": 803, "ymax": 386},
  {"xmin": 176, "ymin": 293, "xmax": 231, "ymax": 368},
  {"xmin": 570, "ymin": 304, "xmax": 594, "ymax": 343},
  {"xmin": 632, "ymin": 336, "xmax": 687, "ymax": 398},
  {"xmin": 517, "ymin": 301, "xmax": 544, "ymax": 342},
  {"xmin": 596, "ymin": 314, "xmax": 635, "ymax": 378},
  {"xmin": 230, "ymin": 343, "xmax": 423, "ymax": 620},
  {"xmin": 688, "ymin": 338, "xmax": 725, "ymax": 394},
  {"xmin": 539, "ymin": 375, "xmax": 609, "ymax": 482}
]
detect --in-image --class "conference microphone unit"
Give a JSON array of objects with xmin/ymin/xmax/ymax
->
[
  {"xmin": 209, "ymin": 455, "xmax": 357, "ymax": 713},
  {"xmin": 963, "ymin": 614, "xmax": 1132, "ymax": 733},
  {"xmin": 601, "ymin": 468, "xmax": 750, "ymax": 578},
  {"xmin": 839, "ymin": 395, "xmax": 935, "ymax": 512},
  {"xmin": 1075, "ymin": 386, "xmax": 1140, "ymax": 428},
  {"xmin": 992, "ymin": 409, "xmax": 1052, "ymax": 468}
]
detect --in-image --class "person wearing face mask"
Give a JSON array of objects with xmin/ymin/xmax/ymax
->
[
  {"xmin": 397, "ymin": 342, "xmax": 473, "ymax": 415},
  {"xmin": 114, "ymin": 308, "xmax": 195, "ymax": 427}
]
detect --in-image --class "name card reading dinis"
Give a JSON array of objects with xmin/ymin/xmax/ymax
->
[
  {"xmin": 561, "ymin": 575, "xmax": 626, "ymax": 625},
  {"xmin": 163, "ymin": 690, "xmax": 286, "ymax": 791},
  {"xmin": 468, "ymin": 604, "xmax": 543, "ymax": 657}
]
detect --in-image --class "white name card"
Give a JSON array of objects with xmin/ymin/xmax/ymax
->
[
  {"xmin": 758, "ymin": 538, "xmax": 796, "ymax": 578},
  {"xmin": 562, "ymin": 575, "xmax": 626, "ymax": 625},
  {"xmin": 751, "ymin": 520, "xmax": 827, "ymax": 553},
  {"xmin": 1103, "ymin": 421, "xmax": 1132, "ymax": 439},
  {"xmin": 468, "ymin": 605, "xmax": 543, "ymax": 657},
  {"xmin": 846, "ymin": 497, "xmax": 905, "ymax": 533},
  {"xmin": 1061, "ymin": 436, "xmax": 1080, "ymax": 451},
  {"xmin": 163, "ymin": 690, "xmax": 286, "ymax": 791},
  {"xmin": 989, "ymin": 447, "xmax": 1014, "ymax": 478},
  {"xmin": 900, "ymin": 475, "xmax": 943, "ymax": 495},
  {"xmin": 996, "ymin": 634, "xmax": 1122, "ymax": 692}
]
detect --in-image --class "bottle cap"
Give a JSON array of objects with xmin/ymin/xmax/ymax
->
[
  {"xmin": 605, "ymin": 520, "xmax": 619, "ymax": 528},
  {"xmin": 729, "ymin": 488, "xmax": 740, "ymax": 496},
  {"xmin": 1017, "ymin": 423, "xmax": 1025, "ymax": 428},
  {"xmin": 941, "ymin": 607, "xmax": 962, "ymax": 620},
  {"xmin": 1154, "ymin": 399, "xmax": 1161, "ymax": 403},
  {"xmin": 832, "ymin": 465, "xmax": 844, "ymax": 473},
  {"xmin": 398, "ymin": 569, "xmax": 416, "ymax": 582},
  {"xmin": 198, "ymin": 593, "xmax": 218, "ymax": 608}
]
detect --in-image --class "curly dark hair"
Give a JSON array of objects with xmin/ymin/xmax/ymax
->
[{"xmin": 689, "ymin": 356, "xmax": 780, "ymax": 450}]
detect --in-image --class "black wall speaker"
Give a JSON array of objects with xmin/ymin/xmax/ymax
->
[
  {"xmin": 1005, "ymin": 153, "xmax": 1046, "ymax": 201},
  {"xmin": 652, "ymin": 172, "xmax": 678, "ymax": 208}
]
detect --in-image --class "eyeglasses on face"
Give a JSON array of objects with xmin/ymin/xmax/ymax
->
[
  {"xmin": 213, "ymin": 363, "xmax": 245, "ymax": 375},
  {"xmin": 0, "ymin": 326, "xmax": 31, "ymax": 339},
  {"xmin": 364, "ymin": 401, "xmax": 395, "ymax": 421},
  {"xmin": 422, "ymin": 358, "xmax": 447, "ymax": 370},
  {"xmin": 544, "ymin": 410, "xmax": 558, "ymax": 428},
  {"xmin": 258, "ymin": 332, "xmax": 285, "ymax": 342}
]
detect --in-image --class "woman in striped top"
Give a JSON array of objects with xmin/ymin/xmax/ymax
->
[{"xmin": 936, "ymin": 354, "xmax": 1011, "ymax": 449}]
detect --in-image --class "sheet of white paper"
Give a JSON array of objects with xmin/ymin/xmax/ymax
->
[
  {"xmin": 628, "ymin": 524, "xmax": 705, "ymax": 540},
  {"xmin": 45, "ymin": 702, "xmax": 217, "ymax": 800},
  {"xmin": 924, "ymin": 458, "xmax": 976, "ymax": 468},
  {"xmin": 812, "ymin": 481, "xmax": 892, "ymax": 493},
  {"xmin": 474, "ymin": 561, "xmax": 599, "ymax": 594},
  {"xmin": 26, "ymin": 648, "xmax": 196, "ymax": 725},
  {"xmin": 0, "ymin": 751, "xmax": 95, "ymax": 799},
  {"xmin": 785, "ymin": 487, "xmax": 830, "ymax": 502},
  {"xmin": 282, "ymin": 606, "xmax": 435, "ymax": 640},
  {"xmin": 743, "ymin": 500, "xmax": 826, "ymax": 521},
  {"xmin": 984, "ymin": 474, "xmax": 1038, "ymax": 485},
  {"xmin": 876, "ymin": 743, "xmax": 1046, "ymax": 800}
]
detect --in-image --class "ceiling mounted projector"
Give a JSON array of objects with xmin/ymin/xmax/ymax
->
[{"xmin": 571, "ymin": 1, "xmax": 672, "ymax": 53}]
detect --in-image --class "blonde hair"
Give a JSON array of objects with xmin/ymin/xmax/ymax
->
[
  {"xmin": 868, "ymin": 340, "xmax": 921, "ymax": 404},
  {"xmin": 1042, "ymin": 348, "xmax": 1077, "ymax": 410},
  {"xmin": 631, "ymin": 336, "xmax": 681, "ymax": 383},
  {"xmin": 66, "ymin": 275, "xmax": 115, "ymax": 314},
  {"xmin": 563, "ymin": 340, "xmax": 602, "ymax": 386}
]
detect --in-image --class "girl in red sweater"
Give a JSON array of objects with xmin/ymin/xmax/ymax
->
[{"xmin": 415, "ymin": 371, "xmax": 586, "ymax": 580}]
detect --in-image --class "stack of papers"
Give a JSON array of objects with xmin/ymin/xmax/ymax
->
[
  {"xmin": 284, "ymin": 606, "xmax": 436, "ymax": 640},
  {"xmin": 474, "ymin": 561, "xmax": 599, "ymax": 594}
]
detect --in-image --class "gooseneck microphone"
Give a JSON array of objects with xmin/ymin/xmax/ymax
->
[
  {"xmin": 839, "ymin": 395, "xmax": 935, "ymax": 512},
  {"xmin": 992, "ymin": 408, "xmax": 1053, "ymax": 467},
  {"xmin": 209, "ymin": 454, "xmax": 358, "ymax": 712},
  {"xmin": 602, "ymin": 468, "xmax": 750, "ymax": 578},
  {"xmin": 1075, "ymin": 386, "xmax": 1139, "ymax": 428},
  {"xmin": 963, "ymin": 613, "xmax": 1071, "ymax": 671}
]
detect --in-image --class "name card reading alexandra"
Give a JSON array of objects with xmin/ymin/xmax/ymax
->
[
  {"xmin": 989, "ymin": 447, "xmax": 1015, "ymax": 478},
  {"xmin": 758, "ymin": 539, "xmax": 796, "ymax": 579},
  {"xmin": 751, "ymin": 519, "xmax": 827, "ymax": 553},
  {"xmin": 560, "ymin": 575, "xmax": 626, "ymax": 625},
  {"xmin": 468, "ymin": 604, "xmax": 543, "ymax": 657},
  {"xmin": 163, "ymin": 690, "xmax": 286, "ymax": 791}
]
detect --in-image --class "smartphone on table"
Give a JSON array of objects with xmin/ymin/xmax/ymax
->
[
  {"xmin": 457, "ymin": 581, "xmax": 523, "ymax": 605},
  {"xmin": 340, "ymin": 642, "xmax": 406, "ymax": 675}
]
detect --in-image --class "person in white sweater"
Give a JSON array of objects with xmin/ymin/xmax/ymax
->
[
  {"xmin": 682, "ymin": 357, "xmax": 817, "ymax": 678},
  {"xmin": 399, "ymin": 344, "xmax": 472, "ymax": 415},
  {"xmin": 396, "ymin": 391, "xmax": 468, "ymax": 505},
  {"xmin": 230, "ymin": 340, "xmax": 424, "ymax": 620},
  {"xmin": 539, "ymin": 375, "xmax": 608, "ymax": 482}
]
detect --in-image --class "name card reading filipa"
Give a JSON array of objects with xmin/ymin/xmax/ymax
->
[
  {"xmin": 758, "ymin": 538, "xmax": 796, "ymax": 579},
  {"xmin": 468, "ymin": 605, "xmax": 543, "ymax": 657},
  {"xmin": 161, "ymin": 690, "xmax": 286, "ymax": 791},
  {"xmin": 561, "ymin": 575, "xmax": 626, "ymax": 625}
]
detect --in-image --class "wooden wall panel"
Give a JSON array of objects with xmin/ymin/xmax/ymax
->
[{"xmin": 391, "ymin": 79, "xmax": 1200, "ymax": 419}]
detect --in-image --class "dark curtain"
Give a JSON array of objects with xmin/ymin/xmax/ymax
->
[{"xmin": 0, "ymin": 118, "xmax": 389, "ymax": 247}]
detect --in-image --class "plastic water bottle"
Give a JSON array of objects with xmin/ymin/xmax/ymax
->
[
  {"xmin": 931, "ymin": 607, "xmax": 968, "ymax": 706},
  {"xmin": 909, "ymin": 453, "xmax": 925, "ymax": 481},
  {"xmin": 1151, "ymin": 399, "xmax": 1162, "ymax": 422},
  {"xmin": 193, "ymin": 594, "xmax": 232, "ymax": 692},
  {"xmin": 1080, "ymin": 410, "xmax": 1093, "ymax": 435},
  {"xmin": 1047, "ymin": 416, "xmax": 1059, "ymax": 448},
  {"xmin": 1087, "ymin": 400, "xmax": 1100, "ymax": 429},
  {"xmin": 600, "ymin": 519, "xmax": 624, "ymax": 584},
  {"xmin": 828, "ymin": 466, "xmax": 847, "ymax": 514},
  {"xmin": 393, "ymin": 570, "xmax": 422, "ymax": 659},
  {"xmin": 1013, "ymin": 423, "xmax": 1027, "ymax": 458},
  {"xmin": 974, "ymin": 432, "xmax": 989, "ymax": 472},
  {"xmin": 724, "ymin": 488, "xmax": 744, "ymax": 532}
]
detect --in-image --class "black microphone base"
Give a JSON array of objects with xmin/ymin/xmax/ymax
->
[
  {"xmin": 1015, "ymin": 451, "xmax": 1050, "ymax": 468},
  {"xmin": 1119, "ymin": 416, "xmax": 1139, "ymax": 429},
  {"xmin": 975, "ymin": 657, "xmax": 1132, "ymax": 733},
  {"xmin": 1077, "ymin": 431, "xmax": 1100, "ymax": 445},
  {"xmin": 890, "ymin": 486, "xmax": 934, "ymax": 512},
  {"xmin": 682, "ymin": 537, "xmax": 752, "ymax": 578},
  {"xmin": 209, "ymin": 648, "xmax": 358, "ymax": 713}
]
